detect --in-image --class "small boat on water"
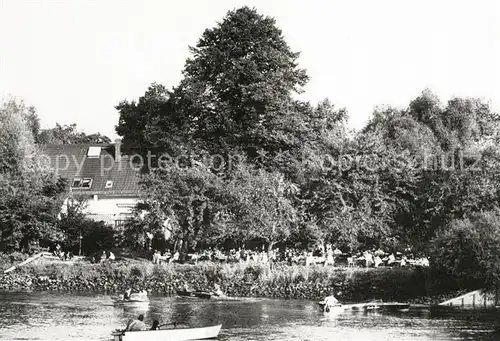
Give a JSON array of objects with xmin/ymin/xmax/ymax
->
[
  {"xmin": 350, "ymin": 299, "xmax": 383, "ymax": 311},
  {"xmin": 319, "ymin": 303, "xmax": 346, "ymax": 313},
  {"xmin": 176, "ymin": 290, "xmax": 212, "ymax": 299},
  {"xmin": 113, "ymin": 298, "xmax": 149, "ymax": 304},
  {"xmin": 113, "ymin": 291, "xmax": 149, "ymax": 303},
  {"xmin": 319, "ymin": 299, "xmax": 410, "ymax": 312},
  {"xmin": 382, "ymin": 303, "xmax": 411, "ymax": 312},
  {"xmin": 111, "ymin": 324, "xmax": 222, "ymax": 341}
]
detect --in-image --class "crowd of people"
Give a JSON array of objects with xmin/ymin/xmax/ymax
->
[{"xmin": 151, "ymin": 244, "xmax": 430, "ymax": 268}]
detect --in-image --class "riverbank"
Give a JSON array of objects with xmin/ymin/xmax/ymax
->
[{"xmin": 0, "ymin": 258, "xmax": 461, "ymax": 304}]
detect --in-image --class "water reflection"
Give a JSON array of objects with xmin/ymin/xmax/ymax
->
[{"xmin": 1, "ymin": 291, "xmax": 500, "ymax": 340}]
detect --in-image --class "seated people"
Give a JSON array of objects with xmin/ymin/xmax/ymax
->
[
  {"xmin": 152, "ymin": 250, "xmax": 160, "ymax": 264},
  {"xmin": 324, "ymin": 249, "xmax": 334, "ymax": 266},
  {"xmin": 364, "ymin": 251, "xmax": 374, "ymax": 267},
  {"xmin": 400, "ymin": 255, "xmax": 407, "ymax": 267},
  {"xmin": 213, "ymin": 283, "xmax": 225, "ymax": 297},
  {"xmin": 169, "ymin": 251, "xmax": 180, "ymax": 263},
  {"xmin": 387, "ymin": 253, "xmax": 396, "ymax": 266}
]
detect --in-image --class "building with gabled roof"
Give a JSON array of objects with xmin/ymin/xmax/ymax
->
[{"xmin": 40, "ymin": 139, "xmax": 141, "ymax": 226}]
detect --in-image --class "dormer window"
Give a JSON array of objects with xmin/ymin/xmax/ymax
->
[
  {"xmin": 87, "ymin": 146, "xmax": 101, "ymax": 158},
  {"xmin": 81, "ymin": 178, "xmax": 93, "ymax": 188},
  {"xmin": 105, "ymin": 180, "xmax": 113, "ymax": 189},
  {"xmin": 72, "ymin": 178, "xmax": 92, "ymax": 189}
]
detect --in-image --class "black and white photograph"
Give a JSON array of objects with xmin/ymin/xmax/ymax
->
[{"xmin": 1, "ymin": 0, "xmax": 500, "ymax": 340}]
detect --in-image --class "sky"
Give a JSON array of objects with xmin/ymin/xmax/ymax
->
[{"xmin": 1, "ymin": 0, "xmax": 499, "ymax": 140}]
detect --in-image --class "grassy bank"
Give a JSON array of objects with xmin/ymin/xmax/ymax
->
[{"xmin": 0, "ymin": 257, "xmax": 461, "ymax": 303}]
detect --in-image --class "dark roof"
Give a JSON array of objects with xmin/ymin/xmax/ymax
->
[{"xmin": 39, "ymin": 143, "xmax": 141, "ymax": 196}]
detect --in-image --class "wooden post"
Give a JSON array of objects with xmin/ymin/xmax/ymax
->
[
  {"xmin": 472, "ymin": 294, "xmax": 475, "ymax": 309},
  {"xmin": 461, "ymin": 297, "xmax": 464, "ymax": 308},
  {"xmin": 79, "ymin": 232, "xmax": 82, "ymax": 256},
  {"xmin": 484, "ymin": 292, "xmax": 487, "ymax": 308}
]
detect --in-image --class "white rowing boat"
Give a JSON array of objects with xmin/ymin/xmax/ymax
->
[
  {"xmin": 112, "ymin": 324, "xmax": 222, "ymax": 341},
  {"xmin": 113, "ymin": 292, "xmax": 149, "ymax": 303},
  {"xmin": 319, "ymin": 300, "xmax": 410, "ymax": 313},
  {"xmin": 322, "ymin": 304, "xmax": 346, "ymax": 313}
]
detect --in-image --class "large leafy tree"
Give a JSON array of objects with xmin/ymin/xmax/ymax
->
[
  {"xmin": 358, "ymin": 90, "xmax": 500, "ymax": 250},
  {"xmin": 225, "ymin": 163, "xmax": 299, "ymax": 252},
  {"xmin": 431, "ymin": 210, "xmax": 500, "ymax": 290},
  {"xmin": 58, "ymin": 196, "xmax": 115, "ymax": 256},
  {"xmin": 115, "ymin": 5, "xmax": 500, "ymax": 256},
  {"xmin": 116, "ymin": 7, "xmax": 321, "ymax": 162},
  {"xmin": 173, "ymin": 6, "xmax": 309, "ymax": 157},
  {"xmin": 115, "ymin": 83, "xmax": 188, "ymax": 155},
  {"xmin": 136, "ymin": 162, "xmax": 227, "ymax": 259},
  {"xmin": 114, "ymin": 7, "xmax": 342, "ymax": 253},
  {"xmin": 0, "ymin": 99, "xmax": 67, "ymax": 251}
]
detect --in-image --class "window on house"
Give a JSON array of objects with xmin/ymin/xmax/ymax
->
[
  {"xmin": 115, "ymin": 220, "xmax": 127, "ymax": 228},
  {"xmin": 81, "ymin": 178, "xmax": 93, "ymax": 188},
  {"xmin": 87, "ymin": 146, "xmax": 101, "ymax": 158},
  {"xmin": 71, "ymin": 178, "xmax": 82, "ymax": 187},
  {"xmin": 105, "ymin": 180, "xmax": 113, "ymax": 188},
  {"xmin": 116, "ymin": 203, "xmax": 136, "ymax": 209}
]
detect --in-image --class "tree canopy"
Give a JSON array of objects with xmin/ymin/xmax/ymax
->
[
  {"xmin": 38, "ymin": 123, "xmax": 111, "ymax": 144},
  {"xmin": 0, "ymin": 99, "xmax": 67, "ymax": 251},
  {"xmin": 112, "ymin": 7, "xmax": 500, "ymax": 291}
]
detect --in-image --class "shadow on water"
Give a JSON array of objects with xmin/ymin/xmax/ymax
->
[{"xmin": 1, "ymin": 291, "xmax": 500, "ymax": 340}]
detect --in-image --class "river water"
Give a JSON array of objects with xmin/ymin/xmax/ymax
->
[{"xmin": 0, "ymin": 291, "xmax": 499, "ymax": 341}]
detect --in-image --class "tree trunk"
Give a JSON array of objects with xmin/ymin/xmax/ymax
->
[
  {"xmin": 267, "ymin": 241, "xmax": 274, "ymax": 257},
  {"xmin": 179, "ymin": 237, "xmax": 189, "ymax": 263},
  {"xmin": 20, "ymin": 236, "xmax": 30, "ymax": 253}
]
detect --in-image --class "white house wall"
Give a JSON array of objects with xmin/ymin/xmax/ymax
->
[{"xmin": 82, "ymin": 196, "xmax": 139, "ymax": 225}]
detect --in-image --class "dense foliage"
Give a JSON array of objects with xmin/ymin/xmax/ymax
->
[
  {"xmin": 0, "ymin": 99, "xmax": 112, "ymax": 253},
  {"xmin": 114, "ymin": 8, "xmax": 500, "ymax": 286},
  {"xmin": 1, "ymin": 260, "xmax": 434, "ymax": 303},
  {"xmin": 1, "ymin": 7, "xmax": 499, "ymax": 291},
  {"xmin": 57, "ymin": 198, "xmax": 115, "ymax": 256},
  {"xmin": 430, "ymin": 210, "xmax": 500, "ymax": 290},
  {"xmin": 0, "ymin": 99, "xmax": 67, "ymax": 251}
]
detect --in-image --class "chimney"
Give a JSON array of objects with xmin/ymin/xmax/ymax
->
[{"xmin": 114, "ymin": 138, "xmax": 122, "ymax": 163}]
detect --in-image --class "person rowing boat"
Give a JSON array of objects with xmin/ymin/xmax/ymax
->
[
  {"xmin": 319, "ymin": 291, "xmax": 342, "ymax": 312},
  {"xmin": 125, "ymin": 314, "xmax": 147, "ymax": 331},
  {"xmin": 117, "ymin": 289, "xmax": 148, "ymax": 302}
]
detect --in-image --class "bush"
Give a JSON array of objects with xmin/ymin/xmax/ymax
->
[
  {"xmin": 82, "ymin": 222, "xmax": 115, "ymax": 256},
  {"xmin": 0, "ymin": 252, "xmax": 28, "ymax": 270},
  {"xmin": 430, "ymin": 210, "xmax": 500, "ymax": 290},
  {"xmin": 1, "ymin": 258, "xmax": 440, "ymax": 301}
]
